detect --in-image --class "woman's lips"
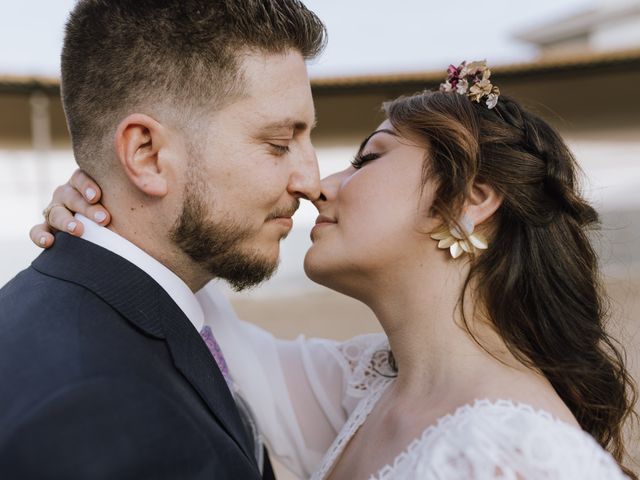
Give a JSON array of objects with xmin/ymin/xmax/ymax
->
[
  {"xmin": 315, "ymin": 215, "xmax": 337, "ymax": 225},
  {"xmin": 311, "ymin": 215, "xmax": 337, "ymax": 241}
]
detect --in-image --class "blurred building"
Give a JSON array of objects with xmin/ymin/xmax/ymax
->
[{"xmin": 515, "ymin": 0, "xmax": 640, "ymax": 58}]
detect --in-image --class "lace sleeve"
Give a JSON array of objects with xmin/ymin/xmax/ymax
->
[
  {"xmin": 196, "ymin": 282, "xmax": 389, "ymax": 478},
  {"xmin": 392, "ymin": 400, "xmax": 630, "ymax": 480}
]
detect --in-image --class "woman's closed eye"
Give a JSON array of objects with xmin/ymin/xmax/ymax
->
[{"xmin": 351, "ymin": 152, "xmax": 380, "ymax": 169}]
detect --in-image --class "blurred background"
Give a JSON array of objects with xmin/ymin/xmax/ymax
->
[{"xmin": 1, "ymin": 0, "xmax": 639, "ymax": 477}]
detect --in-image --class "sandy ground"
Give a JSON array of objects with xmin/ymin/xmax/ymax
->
[{"xmin": 231, "ymin": 272, "xmax": 640, "ymax": 479}]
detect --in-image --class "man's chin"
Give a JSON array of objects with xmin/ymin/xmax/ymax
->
[
  {"xmin": 208, "ymin": 248, "xmax": 280, "ymax": 292},
  {"xmin": 251, "ymin": 237, "xmax": 283, "ymax": 264}
]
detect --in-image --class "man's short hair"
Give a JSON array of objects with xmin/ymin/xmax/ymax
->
[{"xmin": 61, "ymin": 0, "xmax": 326, "ymax": 175}]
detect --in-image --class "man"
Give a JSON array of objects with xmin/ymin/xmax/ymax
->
[{"xmin": 0, "ymin": 1, "xmax": 326, "ymax": 478}]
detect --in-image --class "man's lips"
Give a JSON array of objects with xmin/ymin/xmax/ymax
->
[
  {"xmin": 265, "ymin": 202, "xmax": 299, "ymax": 231},
  {"xmin": 269, "ymin": 215, "xmax": 294, "ymax": 229}
]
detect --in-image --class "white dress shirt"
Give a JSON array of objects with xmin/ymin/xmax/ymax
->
[{"xmin": 76, "ymin": 213, "xmax": 204, "ymax": 332}]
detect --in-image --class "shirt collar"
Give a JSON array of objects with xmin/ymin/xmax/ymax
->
[{"xmin": 76, "ymin": 213, "xmax": 204, "ymax": 332}]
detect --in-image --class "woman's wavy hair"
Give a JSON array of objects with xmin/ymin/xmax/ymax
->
[{"xmin": 384, "ymin": 90, "xmax": 637, "ymax": 477}]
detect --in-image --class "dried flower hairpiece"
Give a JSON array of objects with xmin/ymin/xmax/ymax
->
[{"xmin": 439, "ymin": 60, "xmax": 500, "ymax": 109}]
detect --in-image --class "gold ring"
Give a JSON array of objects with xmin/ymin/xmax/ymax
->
[{"xmin": 42, "ymin": 203, "xmax": 65, "ymax": 224}]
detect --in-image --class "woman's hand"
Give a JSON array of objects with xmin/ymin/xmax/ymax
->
[{"xmin": 30, "ymin": 169, "xmax": 111, "ymax": 248}]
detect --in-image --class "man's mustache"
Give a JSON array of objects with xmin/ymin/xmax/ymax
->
[{"xmin": 267, "ymin": 200, "xmax": 300, "ymax": 220}]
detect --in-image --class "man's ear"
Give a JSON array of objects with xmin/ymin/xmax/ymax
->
[
  {"xmin": 464, "ymin": 182, "xmax": 503, "ymax": 228},
  {"xmin": 114, "ymin": 113, "xmax": 169, "ymax": 197}
]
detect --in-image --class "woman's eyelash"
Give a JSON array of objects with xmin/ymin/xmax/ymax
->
[{"xmin": 351, "ymin": 152, "xmax": 380, "ymax": 169}]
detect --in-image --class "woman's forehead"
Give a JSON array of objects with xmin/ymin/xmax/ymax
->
[{"xmin": 377, "ymin": 119, "xmax": 393, "ymax": 131}]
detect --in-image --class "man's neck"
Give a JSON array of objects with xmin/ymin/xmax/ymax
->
[
  {"xmin": 104, "ymin": 216, "xmax": 211, "ymax": 293},
  {"xmin": 76, "ymin": 213, "xmax": 208, "ymax": 330}
]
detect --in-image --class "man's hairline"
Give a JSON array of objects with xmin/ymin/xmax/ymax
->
[{"xmin": 128, "ymin": 46, "xmax": 311, "ymax": 129}]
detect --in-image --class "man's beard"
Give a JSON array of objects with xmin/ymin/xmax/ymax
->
[{"xmin": 169, "ymin": 172, "xmax": 282, "ymax": 291}]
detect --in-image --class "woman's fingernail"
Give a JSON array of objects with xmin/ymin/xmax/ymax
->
[
  {"xmin": 85, "ymin": 188, "xmax": 96, "ymax": 201},
  {"xmin": 39, "ymin": 236, "xmax": 47, "ymax": 246},
  {"xmin": 94, "ymin": 211, "xmax": 107, "ymax": 223},
  {"xmin": 67, "ymin": 222, "xmax": 77, "ymax": 232}
]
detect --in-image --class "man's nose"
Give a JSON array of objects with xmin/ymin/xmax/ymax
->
[{"xmin": 287, "ymin": 143, "xmax": 321, "ymax": 201}]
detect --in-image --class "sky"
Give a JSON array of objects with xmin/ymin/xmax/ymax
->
[{"xmin": 0, "ymin": 0, "xmax": 595, "ymax": 78}]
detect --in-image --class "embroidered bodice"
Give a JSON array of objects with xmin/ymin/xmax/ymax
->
[{"xmin": 311, "ymin": 337, "xmax": 629, "ymax": 480}]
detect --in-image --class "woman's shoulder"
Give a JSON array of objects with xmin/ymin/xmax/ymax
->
[{"xmin": 399, "ymin": 399, "xmax": 628, "ymax": 479}]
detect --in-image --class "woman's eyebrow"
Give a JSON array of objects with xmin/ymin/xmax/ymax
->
[{"xmin": 356, "ymin": 128, "xmax": 398, "ymax": 154}]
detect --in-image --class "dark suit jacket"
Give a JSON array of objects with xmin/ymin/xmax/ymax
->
[{"xmin": 0, "ymin": 233, "xmax": 275, "ymax": 480}]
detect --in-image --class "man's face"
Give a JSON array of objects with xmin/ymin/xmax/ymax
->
[{"xmin": 171, "ymin": 50, "xmax": 320, "ymax": 290}]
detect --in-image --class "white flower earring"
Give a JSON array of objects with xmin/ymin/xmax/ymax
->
[{"xmin": 430, "ymin": 215, "xmax": 488, "ymax": 259}]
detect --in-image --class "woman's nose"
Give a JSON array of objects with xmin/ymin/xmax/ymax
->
[{"xmin": 313, "ymin": 169, "xmax": 347, "ymax": 207}]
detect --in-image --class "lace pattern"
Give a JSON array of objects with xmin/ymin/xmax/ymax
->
[
  {"xmin": 335, "ymin": 334, "xmax": 393, "ymax": 398},
  {"xmin": 312, "ymin": 372, "xmax": 392, "ymax": 480},
  {"xmin": 309, "ymin": 334, "xmax": 393, "ymax": 480},
  {"xmin": 368, "ymin": 399, "xmax": 628, "ymax": 480},
  {"xmin": 312, "ymin": 341, "xmax": 629, "ymax": 480}
]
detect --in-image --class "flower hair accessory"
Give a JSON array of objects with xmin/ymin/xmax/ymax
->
[{"xmin": 439, "ymin": 60, "xmax": 500, "ymax": 109}]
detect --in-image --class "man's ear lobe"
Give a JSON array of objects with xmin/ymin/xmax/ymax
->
[
  {"xmin": 465, "ymin": 182, "xmax": 502, "ymax": 227},
  {"xmin": 114, "ymin": 113, "xmax": 168, "ymax": 197}
]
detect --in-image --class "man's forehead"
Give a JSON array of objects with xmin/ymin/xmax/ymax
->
[
  {"xmin": 230, "ymin": 50, "xmax": 315, "ymax": 128},
  {"xmin": 209, "ymin": 94, "xmax": 316, "ymax": 136}
]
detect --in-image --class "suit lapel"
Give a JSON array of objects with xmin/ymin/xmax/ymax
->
[
  {"xmin": 157, "ymin": 292, "xmax": 256, "ymax": 463},
  {"xmin": 32, "ymin": 233, "xmax": 256, "ymax": 466}
]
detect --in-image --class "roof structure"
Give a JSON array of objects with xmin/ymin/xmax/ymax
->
[
  {"xmin": 0, "ymin": 74, "xmax": 59, "ymax": 94},
  {"xmin": 514, "ymin": 2, "xmax": 640, "ymax": 46},
  {"xmin": 1, "ymin": 47, "xmax": 640, "ymax": 95},
  {"xmin": 310, "ymin": 47, "xmax": 640, "ymax": 93}
]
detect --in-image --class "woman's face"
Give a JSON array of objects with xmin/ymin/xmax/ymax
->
[{"xmin": 304, "ymin": 121, "xmax": 441, "ymax": 292}]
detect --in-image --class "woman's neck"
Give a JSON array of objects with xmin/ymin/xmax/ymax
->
[{"xmin": 364, "ymin": 260, "xmax": 527, "ymax": 402}]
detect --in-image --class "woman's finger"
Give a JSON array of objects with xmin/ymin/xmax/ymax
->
[
  {"xmin": 56, "ymin": 184, "xmax": 110, "ymax": 227},
  {"xmin": 69, "ymin": 168, "xmax": 102, "ymax": 204},
  {"xmin": 29, "ymin": 223, "xmax": 55, "ymax": 249},
  {"xmin": 47, "ymin": 202, "xmax": 85, "ymax": 237}
]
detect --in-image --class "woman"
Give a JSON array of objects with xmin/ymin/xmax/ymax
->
[{"xmin": 32, "ymin": 61, "xmax": 636, "ymax": 479}]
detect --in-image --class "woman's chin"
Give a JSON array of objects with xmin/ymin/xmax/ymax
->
[
  {"xmin": 303, "ymin": 249, "xmax": 338, "ymax": 289},
  {"xmin": 303, "ymin": 251, "xmax": 363, "ymax": 301},
  {"xmin": 303, "ymin": 250, "xmax": 323, "ymax": 283}
]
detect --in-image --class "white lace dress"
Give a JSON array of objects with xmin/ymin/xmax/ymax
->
[
  {"xmin": 198, "ymin": 283, "xmax": 629, "ymax": 480},
  {"xmin": 310, "ymin": 335, "xmax": 628, "ymax": 480}
]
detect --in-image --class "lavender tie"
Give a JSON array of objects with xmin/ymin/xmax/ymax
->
[
  {"xmin": 199, "ymin": 325, "xmax": 232, "ymax": 386},
  {"xmin": 199, "ymin": 324, "xmax": 264, "ymax": 472}
]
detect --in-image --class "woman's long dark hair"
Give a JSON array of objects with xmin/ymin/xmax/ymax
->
[{"xmin": 384, "ymin": 91, "xmax": 637, "ymax": 477}]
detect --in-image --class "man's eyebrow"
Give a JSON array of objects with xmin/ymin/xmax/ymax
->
[
  {"xmin": 356, "ymin": 128, "xmax": 398, "ymax": 154},
  {"xmin": 259, "ymin": 116, "xmax": 317, "ymax": 134}
]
